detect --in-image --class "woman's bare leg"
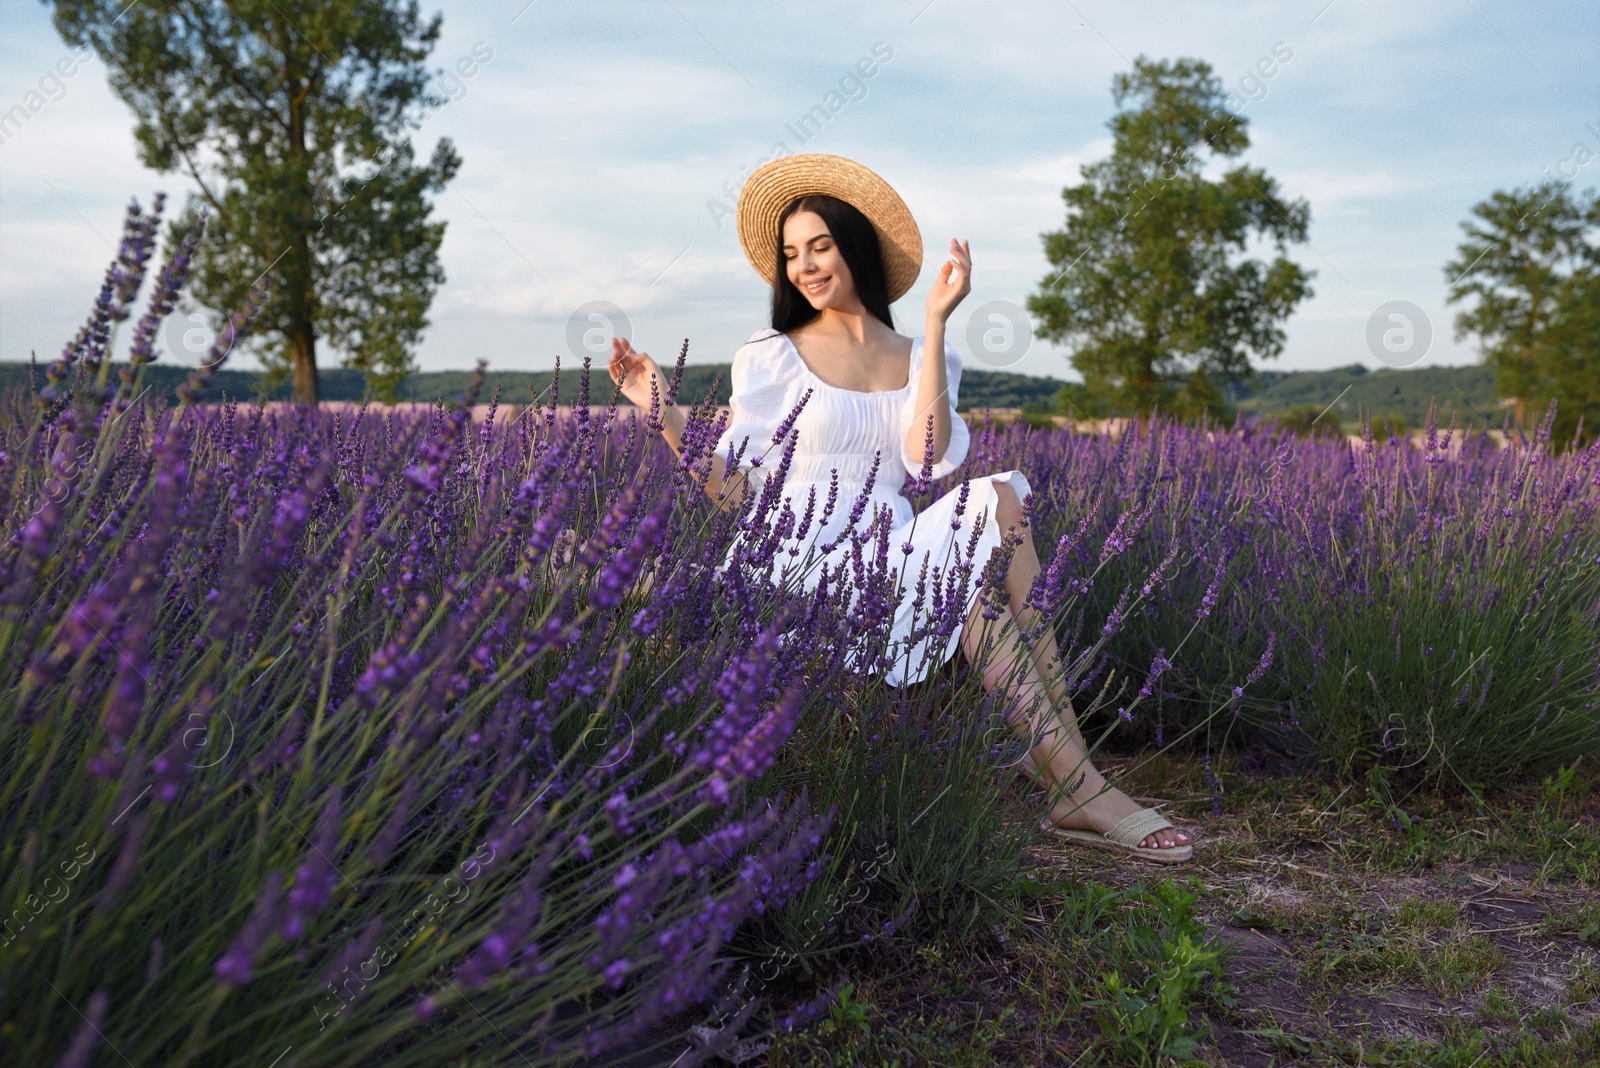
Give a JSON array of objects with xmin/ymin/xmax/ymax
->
[
  {"xmin": 974, "ymin": 479, "xmax": 1078, "ymax": 709},
  {"xmin": 959, "ymin": 480, "xmax": 1187, "ymax": 850}
]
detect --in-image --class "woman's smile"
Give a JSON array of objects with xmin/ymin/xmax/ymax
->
[{"xmin": 801, "ymin": 275, "xmax": 831, "ymax": 296}]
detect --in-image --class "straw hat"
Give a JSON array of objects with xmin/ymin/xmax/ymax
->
[{"xmin": 735, "ymin": 153, "xmax": 923, "ymax": 303}]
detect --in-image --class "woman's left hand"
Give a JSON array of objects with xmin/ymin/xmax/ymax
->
[{"xmin": 925, "ymin": 237, "xmax": 972, "ymax": 324}]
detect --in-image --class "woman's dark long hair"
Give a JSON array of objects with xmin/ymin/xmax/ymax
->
[{"xmin": 769, "ymin": 194, "xmax": 894, "ymax": 333}]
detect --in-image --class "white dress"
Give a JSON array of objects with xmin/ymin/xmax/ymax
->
[{"xmin": 714, "ymin": 328, "xmax": 1033, "ymax": 688}]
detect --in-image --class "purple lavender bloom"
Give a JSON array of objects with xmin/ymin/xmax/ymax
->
[
  {"xmin": 1101, "ymin": 588, "xmax": 1131, "ymax": 638},
  {"xmin": 319, "ymin": 916, "xmax": 386, "ymax": 991},
  {"xmin": 282, "ymin": 790, "xmax": 343, "ymax": 940},
  {"xmin": 52, "ymin": 989, "xmax": 109, "ymax": 1068},
  {"xmin": 93, "ymin": 811, "xmax": 148, "ymax": 913},
  {"xmin": 1137, "ymin": 648, "xmax": 1171, "ymax": 700},
  {"xmin": 367, "ymin": 778, "xmax": 417, "ymax": 870},
  {"xmin": 216, "ymin": 872, "xmax": 285, "ymax": 987},
  {"xmin": 604, "ymin": 791, "xmax": 636, "ymax": 836},
  {"xmin": 1195, "ymin": 557, "xmax": 1225, "ymax": 620},
  {"xmin": 1246, "ymin": 632, "xmax": 1277, "ymax": 685},
  {"xmin": 706, "ymin": 685, "xmax": 806, "ymax": 800}
]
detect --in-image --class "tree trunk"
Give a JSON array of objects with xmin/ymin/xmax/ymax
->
[
  {"xmin": 284, "ymin": 29, "xmax": 319, "ymax": 406},
  {"xmin": 290, "ymin": 319, "xmax": 319, "ymax": 406}
]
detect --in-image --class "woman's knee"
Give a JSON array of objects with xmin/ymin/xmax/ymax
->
[{"xmin": 993, "ymin": 480, "xmax": 1024, "ymax": 531}]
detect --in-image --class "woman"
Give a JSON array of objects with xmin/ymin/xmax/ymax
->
[{"xmin": 607, "ymin": 154, "xmax": 1190, "ymax": 862}]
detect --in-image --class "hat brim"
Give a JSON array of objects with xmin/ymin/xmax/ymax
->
[{"xmin": 735, "ymin": 154, "xmax": 923, "ymax": 304}]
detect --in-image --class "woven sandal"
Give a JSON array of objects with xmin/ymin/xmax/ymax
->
[
  {"xmin": 1041, "ymin": 807, "xmax": 1194, "ymax": 864},
  {"xmin": 1016, "ymin": 752, "xmax": 1193, "ymax": 863}
]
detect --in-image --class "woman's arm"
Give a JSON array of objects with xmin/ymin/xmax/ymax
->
[
  {"xmin": 905, "ymin": 322, "xmax": 953, "ymax": 467},
  {"xmin": 905, "ymin": 237, "xmax": 972, "ymax": 467}
]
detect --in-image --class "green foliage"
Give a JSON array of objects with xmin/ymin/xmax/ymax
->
[
  {"xmin": 1444, "ymin": 181, "xmax": 1600, "ymax": 444},
  {"xmin": 1086, "ymin": 933, "xmax": 1223, "ymax": 1067},
  {"xmin": 0, "ymin": 359, "xmax": 1508, "ymax": 444},
  {"xmin": 1309, "ymin": 927, "xmax": 1507, "ymax": 997},
  {"xmin": 765, "ymin": 874, "xmax": 1234, "ymax": 1067},
  {"xmin": 1370, "ymin": 409, "xmax": 1407, "ymax": 438},
  {"xmin": 1265, "ymin": 402, "xmax": 1343, "ymax": 439},
  {"xmin": 1065, "ymin": 880, "xmax": 1236, "ymax": 1051},
  {"xmin": 1018, "ymin": 400, "xmax": 1059, "ymax": 429},
  {"xmin": 1479, "ymin": 986, "xmax": 1522, "ymax": 1025},
  {"xmin": 1054, "ymin": 381, "xmax": 1114, "ymax": 420},
  {"xmin": 825, "ymin": 984, "xmax": 871, "ymax": 1036},
  {"xmin": 1028, "ymin": 56, "xmax": 1315, "ymax": 420},
  {"xmin": 49, "ymin": 0, "xmax": 461, "ymax": 403},
  {"xmin": 1539, "ymin": 763, "xmax": 1580, "ymax": 823},
  {"xmin": 386, "ymin": 362, "xmax": 1071, "ymax": 414},
  {"xmin": 952, "ymin": 370, "xmax": 1074, "ymax": 413}
]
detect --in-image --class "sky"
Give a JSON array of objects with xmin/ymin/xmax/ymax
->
[{"xmin": 1, "ymin": 0, "xmax": 1596, "ymax": 384}]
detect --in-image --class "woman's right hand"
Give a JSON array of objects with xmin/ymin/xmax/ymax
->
[{"xmin": 606, "ymin": 337, "xmax": 665, "ymax": 410}]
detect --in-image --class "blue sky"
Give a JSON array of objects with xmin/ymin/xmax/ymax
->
[{"xmin": 1, "ymin": 0, "xmax": 1595, "ymax": 382}]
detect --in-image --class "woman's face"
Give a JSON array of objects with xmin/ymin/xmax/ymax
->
[{"xmin": 782, "ymin": 210, "xmax": 856, "ymax": 311}]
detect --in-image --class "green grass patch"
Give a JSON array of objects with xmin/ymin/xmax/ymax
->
[
  {"xmin": 1394, "ymin": 896, "xmax": 1461, "ymax": 932},
  {"xmin": 765, "ymin": 872, "xmax": 1235, "ymax": 1066},
  {"xmin": 1542, "ymin": 901, "xmax": 1600, "ymax": 942}
]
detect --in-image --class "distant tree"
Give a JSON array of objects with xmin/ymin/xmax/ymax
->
[
  {"xmin": 1268, "ymin": 403, "xmax": 1344, "ymax": 440},
  {"xmin": 1444, "ymin": 181, "xmax": 1600, "ymax": 443},
  {"xmin": 1366, "ymin": 409, "xmax": 1406, "ymax": 440},
  {"xmin": 1028, "ymin": 56, "xmax": 1315, "ymax": 420},
  {"xmin": 49, "ymin": 0, "xmax": 461, "ymax": 404},
  {"xmin": 1053, "ymin": 382, "xmax": 1113, "ymax": 421}
]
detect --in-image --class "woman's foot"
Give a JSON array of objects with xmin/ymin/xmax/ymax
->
[{"xmin": 1040, "ymin": 766, "xmax": 1189, "ymax": 852}]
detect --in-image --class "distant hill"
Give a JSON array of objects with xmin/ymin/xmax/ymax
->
[
  {"xmin": 0, "ymin": 363, "xmax": 373, "ymax": 406},
  {"xmin": 0, "ymin": 359, "xmax": 1499, "ymax": 429},
  {"xmin": 1223, "ymin": 363, "xmax": 1502, "ymax": 430},
  {"xmin": 0, "ymin": 360, "xmax": 1071, "ymax": 412}
]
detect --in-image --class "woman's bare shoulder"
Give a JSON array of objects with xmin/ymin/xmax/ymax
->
[
  {"xmin": 739, "ymin": 327, "xmax": 786, "ymax": 351},
  {"xmin": 732, "ymin": 329, "xmax": 803, "ymax": 383},
  {"xmin": 871, "ymin": 322, "xmax": 915, "ymax": 359}
]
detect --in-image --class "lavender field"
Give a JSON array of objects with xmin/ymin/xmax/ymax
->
[{"xmin": 3, "ymin": 205, "xmax": 1599, "ymax": 1066}]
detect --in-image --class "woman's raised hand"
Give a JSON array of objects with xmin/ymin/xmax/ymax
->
[
  {"xmin": 606, "ymin": 337, "xmax": 664, "ymax": 410},
  {"xmin": 925, "ymin": 237, "xmax": 972, "ymax": 324}
]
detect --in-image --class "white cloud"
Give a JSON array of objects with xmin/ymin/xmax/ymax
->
[{"xmin": 1276, "ymin": 168, "xmax": 1412, "ymax": 210}]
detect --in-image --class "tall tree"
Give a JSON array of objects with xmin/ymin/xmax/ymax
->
[
  {"xmin": 1443, "ymin": 182, "xmax": 1600, "ymax": 443},
  {"xmin": 1028, "ymin": 57, "xmax": 1314, "ymax": 419},
  {"xmin": 49, "ymin": 0, "xmax": 460, "ymax": 404}
]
